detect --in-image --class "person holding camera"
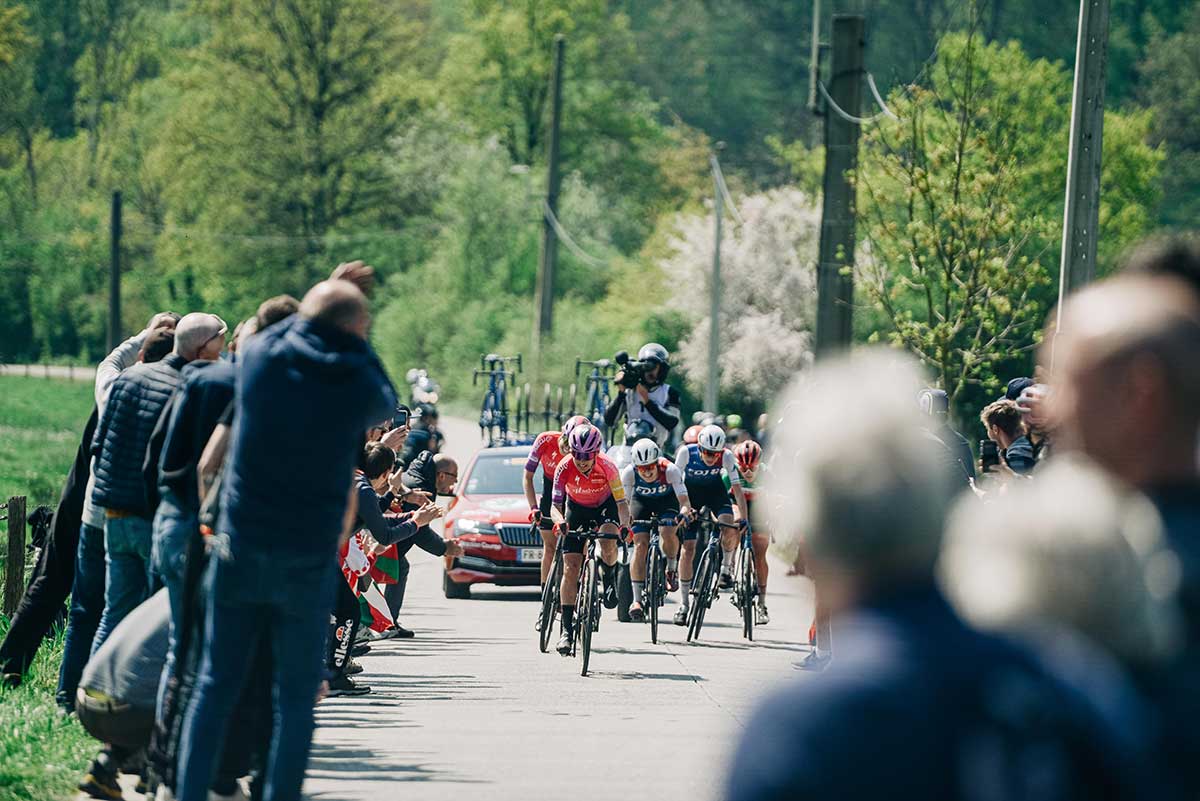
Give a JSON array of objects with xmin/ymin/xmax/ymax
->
[
  {"xmin": 980, "ymin": 399, "xmax": 1036, "ymax": 475},
  {"xmin": 604, "ymin": 343, "xmax": 681, "ymax": 449}
]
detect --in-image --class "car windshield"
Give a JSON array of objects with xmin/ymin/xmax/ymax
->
[{"xmin": 464, "ymin": 454, "xmax": 542, "ymax": 496}]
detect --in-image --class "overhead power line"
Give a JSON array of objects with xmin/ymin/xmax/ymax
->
[
  {"xmin": 818, "ymin": 80, "xmax": 889, "ymax": 126},
  {"xmin": 542, "ymin": 201, "xmax": 606, "ymax": 268},
  {"xmin": 710, "ymin": 154, "xmax": 744, "ymax": 227}
]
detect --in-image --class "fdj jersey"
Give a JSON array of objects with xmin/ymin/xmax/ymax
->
[
  {"xmin": 621, "ymin": 459, "xmax": 686, "ymax": 501},
  {"xmin": 553, "ymin": 453, "xmax": 625, "ymax": 508},
  {"xmin": 676, "ymin": 443, "xmax": 740, "ymax": 492}
]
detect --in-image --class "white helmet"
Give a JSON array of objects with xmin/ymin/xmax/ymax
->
[
  {"xmin": 631, "ymin": 438, "xmax": 661, "ymax": 467},
  {"xmin": 698, "ymin": 424, "xmax": 726, "ymax": 453}
]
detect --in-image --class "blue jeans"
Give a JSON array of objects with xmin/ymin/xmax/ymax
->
[
  {"xmin": 151, "ymin": 490, "xmax": 197, "ymax": 722},
  {"xmin": 91, "ymin": 515, "xmax": 154, "ymax": 656},
  {"xmin": 176, "ymin": 537, "xmax": 337, "ymax": 801},
  {"xmin": 56, "ymin": 523, "xmax": 107, "ymax": 707}
]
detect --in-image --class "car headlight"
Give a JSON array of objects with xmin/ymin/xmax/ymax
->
[{"xmin": 455, "ymin": 518, "xmax": 497, "ymax": 535}]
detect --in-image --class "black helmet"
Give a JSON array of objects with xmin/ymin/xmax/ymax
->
[
  {"xmin": 637, "ymin": 342, "xmax": 670, "ymax": 382},
  {"xmin": 625, "ymin": 419, "xmax": 655, "ymax": 444}
]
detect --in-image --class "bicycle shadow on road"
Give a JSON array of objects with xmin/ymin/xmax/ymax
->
[
  {"xmin": 583, "ymin": 669, "xmax": 706, "ymax": 682},
  {"xmin": 306, "ymin": 741, "xmax": 488, "ymax": 789},
  {"xmin": 677, "ymin": 638, "xmax": 809, "ymax": 653}
]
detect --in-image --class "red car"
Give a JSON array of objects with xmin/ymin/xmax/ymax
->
[{"xmin": 442, "ymin": 445, "xmax": 545, "ymax": 598}]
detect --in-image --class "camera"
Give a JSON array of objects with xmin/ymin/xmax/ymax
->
[
  {"xmin": 393, "ymin": 404, "xmax": 410, "ymax": 429},
  {"xmin": 614, "ymin": 350, "xmax": 649, "ymax": 389}
]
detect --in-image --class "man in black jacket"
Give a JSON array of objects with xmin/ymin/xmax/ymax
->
[{"xmin": 88, "ymin": 312, "xmax": 226, "ymax": 656}]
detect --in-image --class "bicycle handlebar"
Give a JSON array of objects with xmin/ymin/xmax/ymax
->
[
  {"xmin": 480, "ymin": 353, "xmax": 522, "ymax": 372},
  {"xmin": 574, "ymin": 358, "xmax": 616, "ymax": 379}
]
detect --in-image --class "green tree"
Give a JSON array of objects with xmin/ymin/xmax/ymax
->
[
  {"xmin": 857, "ymin": 22, "xmax": 1161, "ymax": 421},
  {"xmin": 1142, "ymin": 4, "xmax": 1200, "ymax": 229}
]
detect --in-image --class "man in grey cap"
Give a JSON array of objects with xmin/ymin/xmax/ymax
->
[{"xmin": 88, "ymin": 312, "xmax": 226, "ymax": 658}]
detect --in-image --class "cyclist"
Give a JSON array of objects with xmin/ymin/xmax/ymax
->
[
  {"xmin": 682, "ymin": 424, "xmax": 702, "ymax": 446},
  {"xmin": 731, "ymin": 439, "xmax": 770, "ymax": 625},
  {"xmin": 619, "ymin": 438, "xmax": 691, "ymax": 622},
  {"xmin": 673, "ymin": 424, "xmax": 748, "ymax": 625},
  {"xmin": 550, "ymin": 424, "xmax": 631, "ymax": 655},
  {"xmin": 524, "ymin": 415, "xmax": 589, "ymax": 602},
  {"xmin": 605, "ymin": 343, "xmax": 681, "ymax": 448}
]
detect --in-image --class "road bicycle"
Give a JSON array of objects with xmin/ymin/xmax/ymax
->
[
  {"xmin": 573, "ymin": 357, "xmax": 617, "ymax": 443},
  {"xmin": 473, "ymin": 353, "xmax": 521, "ymax": 446},
  {"xmin": 686, "ymin": 509, "xmax": 744, "ymax": 643},
  {"xmin": 730, "ymin": 519, "xmax": 759, "ymax": 641},
  {"xmin": 631, "ymin": 517, "xmax": 671, "ymax": 644},
  {"xmin": 538, "ymin": 520, "xmax": 621, "ymax": 676}
]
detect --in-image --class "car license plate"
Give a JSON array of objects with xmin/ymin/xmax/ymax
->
[{"xmin": 518, "ymin": 548, "xmax": 543, "ymax": 564}]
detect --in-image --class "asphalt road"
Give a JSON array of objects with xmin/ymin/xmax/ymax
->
[{"xmin": 303, "ymin": 413, "xmax": 817, "ymax": 801}]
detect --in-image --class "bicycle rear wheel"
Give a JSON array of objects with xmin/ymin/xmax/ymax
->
[
  {"xmin": 538, "ymin": 547, "xmax": 562, "ymax": 653},
  {"xmin": 648, "ymin": 547, "xmax": 661, "ymax": 644},
  {"xmin": 580, "ymin": 559, "xmax": 598, "ymax": 676},
  {"xmin": 687, "ymin": 552, "xmax": 712, "ymax": 642}
]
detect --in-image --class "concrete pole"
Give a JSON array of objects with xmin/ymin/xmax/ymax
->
[
  {"xmin": 705, "ymin": 151, "xmax": 724, "ymax": 413},
  {"xmin": 108, "ymin": 191, "xmax": 122, "ymax": 352},
  {"xmin": 533, "ymin": 35, "xmax": 565, "ymax": 364}
]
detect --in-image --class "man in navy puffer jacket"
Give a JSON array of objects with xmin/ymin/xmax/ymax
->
[{"xmin": 89, "ymin": 313, "xmax": 226, "ymax": 656}]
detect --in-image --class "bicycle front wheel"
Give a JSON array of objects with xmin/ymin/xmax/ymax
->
[
  {"xmin": 580, "ymin": 560, "xmax": 599, "ymax": 676},
  {"xmin": 538, "ymin": 548, "xmax": 562, "ymax": 653},
  {"xmin": 687, "ymin": 552, "xmax": 712, "ymax": 643},
  {"xmin": 648, "ymin": 547, "xmax": 661, "ymax": 644},
  {"xmin": 740, "ymin": 548, "xmax": 755, "ymax": 641}
]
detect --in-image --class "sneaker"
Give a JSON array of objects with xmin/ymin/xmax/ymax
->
[
  {"xmin": 719, "ymin": 571, "xmax": 734, "ymax": 590},
  {"xmin": 602, "ymin": 580, "xmax": 618, "ymax": 610},
  {"xmin": 390, "ymin": 623, "xmax": 415, "ymax": 639},
  {"xmin": 345, "ymin": 658, "xmax": 364, "ymax": 676},
  {"xmin": 354, "ymin": 628, "xmax": 377, "ymax": 644},
  {"xmin": 326, "ymin": 675, "xmax": 371, "ymax": 697},
  {"xmin": 665, "ymin": 570, "xmax": 679, "ymax": 593},
  {"xmin": 556, "ymin": 630, "xmax": 573, "ymax": 656},
  {"xmin": 795, "ymin": 650, "xmax": 831, "ymax": 672},
  {"xmin": 78, "ymin": 770, "xmax": 122, "ymax": 800},
  {"xmin": 673, "ymin": 607, "xmax": 688, "ymax": 626},
  {"xmin": 755, "ymin": 603, "xmax": 770, "ymax": 625},
  {"xmin": 351, "ymin": 643, "xmax": 371, "ymax": 658},
  {"xmin": 628, "ymin": 603, "xmax": 645, "ymax": 623}
]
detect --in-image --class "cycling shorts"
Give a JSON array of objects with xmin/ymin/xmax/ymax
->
[
  {"xmin": 630, "ymin": 495, "xmax": 681, "ymax": 533},
  {"xmin": 537, "ymin": 474, "xmax": 554, "ymax": 529},
  {"xmin": 563, "ymin": 496, "xmax": 620, "ymax": 555},
  {"xmin": 682, "ymin": 486, "xmax": 734, "ymax": 541}
]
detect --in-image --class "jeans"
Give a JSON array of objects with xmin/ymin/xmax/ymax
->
[
  {"xmin": 56, "ymin": 523, "xmax": 107, "ymax": 707},
  {"xmin": 151, "ymin": 491, "xmax": 198, "ymax": 721},
  {"xmin": 176, "ymin": 537, "xmax": 337, "ymax": 801},
  {"xmin": 91, "ymin": 515, "xmax": 154, "ymax": 656}
]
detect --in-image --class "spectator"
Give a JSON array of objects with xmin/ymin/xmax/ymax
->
[
  {"xmin": 1017, "ymin": 382, "xmax": 1053, "ymax": 464},
  {"xmin": 0, "ymin": 316, "xmax": 176, "ymax": 691},
  {"xmin": 919, "ymin": 388, "xmax": 977, "ymax": 484},
  {"xmin": 88, "ymin": 313, "xmax": 226, "ymax": 657},
  {"xmin": 729, "ymin": 349, "xmax": 1156, "ymax": 801},
  {"xmin": 1124, "ymin": 234, "xmax": 1200, "ymax": 296},
  {"xmin": 382, "ymin": 450, "xmax": 460, "ymax": 634},
  {"xmin": 942, "ymin": 458, "xmax": 1182, "ymax": 792},
  {"xmin": 175, "ymin": 277, "xmax": 396, "ymax": 801},
  {"xmin": 605, "ymin": 343, "xmax": 681, "ymax": 448},
  {"xmin": 1004, "ymin": 375, "xmax": 1035, "ymax": 401},
  {"xmin": 979, "ymin": 398, "xmax": 1036, "ymax": 475},
  {"xmin": 1048, "ymin": 269, "xmax": 1200, "ymax": 793},
  {"xmin": 397, "ymin": 402, "xmax": 443, "ymax": 470}
]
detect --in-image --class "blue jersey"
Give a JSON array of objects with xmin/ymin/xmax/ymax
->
[{"xmin": 675, "ymin": 443, "xmax": 740, "ymax": 492}]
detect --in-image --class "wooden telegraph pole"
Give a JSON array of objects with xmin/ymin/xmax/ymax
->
[
  {"xmin": 108, "ymin": 190, "xmax": 122, "ymax": 352},
  {"xmin": 814, "ymin": 16, "xmax": 865, "ymax": 358},
  {"xmin": 533, "ymin": 35, "xmax": 566, "ymax": 362}
]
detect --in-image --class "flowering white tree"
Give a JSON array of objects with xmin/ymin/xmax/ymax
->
[{"xmin": 659, "ymin": 186, "xmax": 819, "ymax": 401}]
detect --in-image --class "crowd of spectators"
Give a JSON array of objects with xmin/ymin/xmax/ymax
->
[
  {"xmin": 730, "ymin": 235, "xmax": 1200, "ymax": 800},
  {"xmin": 0, "ymin": 261, "xmax": 462, "ymax": 800}
]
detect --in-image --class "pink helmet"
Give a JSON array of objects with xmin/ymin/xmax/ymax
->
[
  {"xmin": 568, "ymin": 423, "xmax": 603, "ymax": 457},
  {"xmin": 562, "ymin": 414, "xmax": 589, "ymax": 436}
]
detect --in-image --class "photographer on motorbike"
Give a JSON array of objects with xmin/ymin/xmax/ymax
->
[{"xmin": 604, "ymin": 343, "xmax": 681, "ymax": 449}]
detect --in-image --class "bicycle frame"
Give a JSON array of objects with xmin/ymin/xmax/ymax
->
[
  {"xmin": 473, "ymin": 353, "xmax": 522, "ymax": 446},
  {"xmin": 574, "ymin": 358, "xmax": 616, "ymax": 442}
]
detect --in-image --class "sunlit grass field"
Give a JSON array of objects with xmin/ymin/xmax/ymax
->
[{"xmin": 0, "ymin": 376, "xmax": 97, "ymax": 801}]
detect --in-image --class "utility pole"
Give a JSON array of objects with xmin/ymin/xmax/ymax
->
[
  {"xmin": 533, "ymin": 34, "xmax": 565, "ymax": 363},
  {"xmin": 807, "ymin": 0, "xmax": 822, "ymax": 113},
  {"xmin": 705, "ymin": 148, "xmax": 725, "ymax": 413},
  {"xmin": 814, "ymin": 15, "xmax": 864, "ymax": 359},
  {"xmin": 1055, "ymin": 0, "xmax": 1109, "ymax": 327},
  {"xmin": 108, "ymin": 190, "xmax": 122, "ymax": 352}
]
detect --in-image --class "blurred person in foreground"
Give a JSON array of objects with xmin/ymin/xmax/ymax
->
[
  {"xmin": 175, "ymin": 271, "xmax": 396, "ymax": 801},
  {"xmin": 726, "ymin": 349, "xmax": 1156, "ymax": 801},
  {"xmin": 1048, "ymin": 266, "xmax": 1200, "ymax": 792},
  {"xmin": 942, "ymin": 459, "xmax": 1182, "ymax": 794}
]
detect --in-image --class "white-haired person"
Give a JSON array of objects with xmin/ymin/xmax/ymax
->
[
  {"xmin": 724, "ymin": 349, "xmax": 1162, "ymax": 801},
  {"xmin": 942, "ymin": 458, "xmax": 1181, "ymax": 793}
]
